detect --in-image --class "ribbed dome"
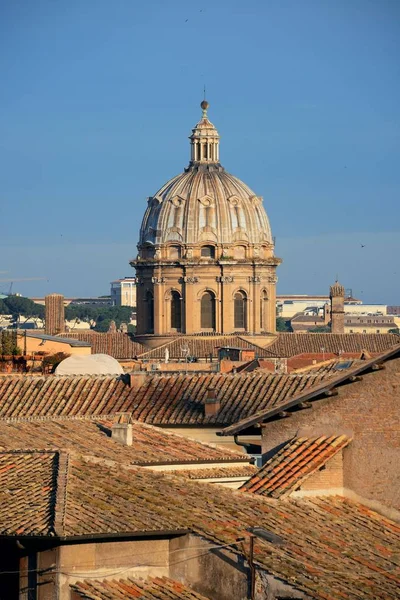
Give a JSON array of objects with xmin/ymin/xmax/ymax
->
[
  {"xmin": 139, "ymin": 100, "xmax": 273, "ymax": 249},
  {"xmin": 139, "ymin": 167, "xmax": 272, "ymax": 246}
]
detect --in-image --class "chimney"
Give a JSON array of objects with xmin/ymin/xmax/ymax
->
[
  {"xmin": 204, "ymin": 386, "xmax": 221, "ymax": 417},
  {"xmin": 111, "ymin": 413, "xmax": 133, "ymax": 446},
  {"xmin": 129, "ymin": 372, "xmax": 148, "ymax": 390},
  {"xmin": 45, "ymin": 294, "xmax": 65, "ymax": 335}
]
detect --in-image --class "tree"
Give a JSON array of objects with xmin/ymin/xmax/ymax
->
[
  {"xmin": 389, "ymin": 328, "xmax": 400, "ymax": 334},
  {"xmin": 309, "ymin": 326, "xmax": 331, "ymax": 333},
  {"xmin": 276, "ymin": 317, "xmax": 292, "ymax": 332},
  {"xmin": 2, "ymin": 295, "xmax": 45, "ymax": 319}
]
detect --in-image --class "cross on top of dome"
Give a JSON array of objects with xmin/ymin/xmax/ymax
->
[{"xmin": 189, "ymin": 100, "xmax": 220, "ymax": 167}]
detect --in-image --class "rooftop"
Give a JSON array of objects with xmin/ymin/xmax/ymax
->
[
  {"xmin": 0, "ymin": 369, "xmax": 342, "ymax": 425},
  {"xmin": 241, "ymin": 435, "xmax": 351, "ymax": 498},
  {"xmin": 71, "ymin": 576, "xmax": 211, "ymax": 600},
  {"xmin": 1, "ymin": 450, "xmax": 399, "ymax": 599},
  {"xmin": 264, "ymin": 332, "xmax": 400, "ymax": 358},
  {"xmin": 0, "ymin": 418, "xmax": 248, "ymax": 466}
]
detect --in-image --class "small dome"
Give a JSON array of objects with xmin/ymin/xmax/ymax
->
[
  {"xmin": 55, "ymin": 354, "xmax": 124, "ymax": 376},
  {"xmin": 200, "ymin": 99, "xmax": 209, "ymax": 110}
]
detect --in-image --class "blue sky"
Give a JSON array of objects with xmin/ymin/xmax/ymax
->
[{"xmin": 1, "ymin": 0, "xmax": 399, "ymax": 303}]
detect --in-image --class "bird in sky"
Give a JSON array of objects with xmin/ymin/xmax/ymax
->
[{"xmin": 361, "ymin": 244, "xmax": 365, "ymax": 248}]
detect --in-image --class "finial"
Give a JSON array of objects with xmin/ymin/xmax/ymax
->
[{"xmin": 200, "ymin": 98, "xmax": 209, "ymax": 117}]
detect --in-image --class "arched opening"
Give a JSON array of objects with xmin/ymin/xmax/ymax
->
[
  {"xmin": 171, "ymin": 291, "xmax": 182, "ymax": 331},
  {"xmin": 260, "ymin": 290, "xmax": 268, "ymax": 331},
  {"xmin": 234, "ymin": 291, "xmax": 247, "ymax": 330},
  {"xmin": 201, "ymin": 245, "xmax": 215, "ymax": 259},
  {"xmin": 169, "ymin": 245, "xmax": 181, "ymax": 260},
  {"xmin": 201, "ymin": 291, "xmax": 216, "ymax": 330},
  {"xmin": 142, "ymin": 246, "xmax": 155, "ymax": 259},
  {"xmin": 145, "ymin": 291, "xmax": 154, "ymax": 333}
]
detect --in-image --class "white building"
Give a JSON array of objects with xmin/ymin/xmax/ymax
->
[{"xmin": 110, "ymin": 277, "xmax": 137, "ymax": 308}]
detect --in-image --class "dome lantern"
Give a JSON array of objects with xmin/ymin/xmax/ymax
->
[{"xmin": 189, "ymin": 100, "xmax": 220, "ymax": 166}]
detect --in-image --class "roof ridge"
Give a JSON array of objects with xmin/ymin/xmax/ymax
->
[{"xmin": 53, "ymin": 451, "xmax": 70, "ymax": 536}]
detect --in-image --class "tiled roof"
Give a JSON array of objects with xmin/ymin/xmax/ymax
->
[
  {"xmin": 175, "ymin": 464, "xmax": 257, "ymax": 480},
  {"xmin": 61, "ymin": 332, "xmax": 146, "ymax": 358},
  {"xmin": 220, "ymin": 345, "xmax": 400, "ymax": 435},
  {"xmin": 138, "ymin": 335, "xmax": 274, "ymax": 359},
  {"xmin": 0, "ymin": 450, "xmax": 59, "ymax": 536},
  {"xmin": 1, "ymin": 452, "xmax": 399, "ymax": 599},
  {"xmin": 0, "ymin": 419, "xmax": 248, "ymax": 465},
  {"xmin": 0, "ymin": 370, "xmax": 336, "ymax": 425},
  {"xmin": 71, "ymin": 577, "xmax": 211, "ymax": 599},
  {"xmin": 265, "ymin": 332, "xmax": 400, "ymax": 357},
  {"xmin": 241, "ymin": 435, "xmax": 351, "ymax": 498}
]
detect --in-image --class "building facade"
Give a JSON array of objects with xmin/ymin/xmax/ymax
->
[
  {"xmin": 131, "ymin": 101, "xmax": 281, "ymax": 336},
  {"xmin": 110, "ymin": 277, "xmax": 137, "ymax": 307}
]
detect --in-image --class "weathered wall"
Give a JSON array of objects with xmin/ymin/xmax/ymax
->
[
  {"xmin": 56, "ymin": 539, "xmax": 169, "ymax": 599},
  {"xmin": 262, "ymin": 357, "xmax": 400, "ymax": 512},
  {"xmin": 164, "ymin": 426, "xmax": 261, "ymax": 453},
  {"xmin": 292, "ymin": 451, "xmax": 344, "ymax": 496},
  {"xmin": 169, "ymin": 534, "xmax": 249, "ymax": 600}
]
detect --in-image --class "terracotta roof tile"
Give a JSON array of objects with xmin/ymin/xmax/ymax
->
[
  {"xmin": 175, "ymin": 464, "xmax": 257, "ymax": 480},
  {"xmin": 0, "ymin": 450, "xmax": 59, "ymax": 536},
  {"xmin": 0, "ymin": 419, "xmax": 248, "ymax": 465},
  {"xmin": 241, "ymin": 435, "xmax": 351, "ymax": 497},
  {"xmin": 265, "ymin": 333, "xmax": 400, "ymax": 358},
  {"xmin": 138, "ymin": 335, "xmax": 274, "ymax": 360},
  {"xmin": 1, "ymin": 452, "xmax": 399, "ymax": 599},
  {"xmin": 61, "ymin": 332, "xmax": 146, "ymax": 358},
  {"xmin": 71, "ymin": 576, "xmax": 211, "ymax": 599},
  {"xmin": 0, "ymin": 370, "xmax": 337, "ymax": 425}
]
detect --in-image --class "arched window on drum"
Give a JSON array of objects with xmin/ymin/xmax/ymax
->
[
  {"xmin": 145, "ymin": 291, "xmax": 154, "ymax": 333},
  {"xmin": 201, "ymin": 291, "xmax": 216, "ymax": 330},
  {"xmin": 260, "ymin": 290, "xmax": 268, "ymax": 331},
  {"xmin": 234, "ymin": 291, "xmax": 247, "ymax": 330},
  {"xmin": 170, "ymin": 291, "xmax": 182, "ymax": 331}
]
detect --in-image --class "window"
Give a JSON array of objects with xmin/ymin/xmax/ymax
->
[
  {"xmin": 171, "ymin": 291, "xmax": 182, "ymax": 330},
  {"xmin": 169, "ymin": 245, "xmax": 181, "ymax": 260},
  {"xmin": 234, "ymin": 291, "xmax": 247, "ymax": 330},
  {"xmin": 260, "ymin": 290, "xmax": 268, "ymax": 330},
  {"xmin": 201, "ymin": 291, "xmax": 216, "ymax": 329},
  {"xmin": 201, "ymin": 245, "xmax": 215, "ymax": 259},
  {"xmin": 145, "ymin": 291, "xmax": 154, "ymax": 333}
]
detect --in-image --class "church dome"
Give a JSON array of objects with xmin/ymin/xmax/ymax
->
[{"xmin": 138, "ymin": 102, "xmax": 273, "ymax": 253}]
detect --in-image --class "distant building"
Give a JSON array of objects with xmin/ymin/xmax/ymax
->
[
  {"xmin": 344, "ymin": 314, "xmax": 396, "ymax": 334},
  {"xmin": 111, "ymin": 277, "xmax": 137, "ymax": 308}
]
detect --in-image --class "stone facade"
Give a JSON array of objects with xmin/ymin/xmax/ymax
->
[{"xmin": 131, "ymin": 102, "xmax": 281, "ymax": 336}]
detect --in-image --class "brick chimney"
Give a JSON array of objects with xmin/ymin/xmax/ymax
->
[
  {"xmin": 204, "ymin": 386, "xmax": 221, "ymax": 417},
  {"xmin": 111, "ymin": 413, "xmax": 133, "ymax": 446},
  {"xmin": 129, "ymin": 372, "xmax": 148, "ymax": 390},
  {"xmin": 45, "ymin": 293, "xmax": 65, "ymax": 335}
]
